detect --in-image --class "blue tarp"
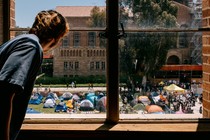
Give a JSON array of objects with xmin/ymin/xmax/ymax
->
[
  {"xmin": 55, "ymin": 99, "xmax": 67, "ymax": 112},
  {"xmin": 26, "ymin": 108, "xmax": 41, "ymax": 114},
  {"xmin": 28, "ymin": 92, "xmax": 43, "ymax": 105}
]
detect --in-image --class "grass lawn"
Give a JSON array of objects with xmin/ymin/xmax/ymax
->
[
  {"xmin": 27, "ymin": 83, "xmax": 107, "ymax": 114},
  {"xmin": 27, "ymin": 97, "xmax": 68, "ymax": 114}
]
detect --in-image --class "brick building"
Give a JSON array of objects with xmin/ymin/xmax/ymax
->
[
  {"xmin": 0, "ymin": 0, "xmax": 15, "ymax": 45},
  {"xmin": 202, "ymin": 0, "xmax": 210, "ymax": 118},
  {"xmin": 53, "ymin": 6, "xmax": 106, "ymax": 77}
]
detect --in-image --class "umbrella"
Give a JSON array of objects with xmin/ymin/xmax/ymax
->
[{"xmin": 163, "ymin": 84, "xmax": 185, "ymax": 93}]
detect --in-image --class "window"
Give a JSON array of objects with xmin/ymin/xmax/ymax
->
[
  {"xmin": 117, "ymin": 0, "xmax": 204, "ymax": 119},
  {"xmin": 61, "ymin": 36, "xmax": 69, "ymax": 48},
  {"xmin": 69, "ymin": 62, "xmax": 73, "ymax": 70},
  {"xmin": 88, "ymin": 32, "xmax": 96, "ymax": 47},
  {"xmin": 75, "ymin": 61, "xmax": 79, "ymax": 70},
  {"xmin": 73, "ymin": 32, "xmax": 80, "ymax": 47},
  {"xmin": 101, "ymin": 61, "xmax": 105, "ymax": 70},
  {"xmin": 99, "ymin": 38, "xmax": 106, "ymax": 48},
  {"xmin": 90, "ymin": 61, "xmax": 94, "ymax": 70},
  {"xmin": 64, "ymin": 61, "xmax": 68, "ymax": 71},
  {"xmin": 7, "ymin": 0, "xmax": 210, "ymax": 135},
  {"xmin": 95, "ymin": 61, "xmax": 100, "ymax": 70}
]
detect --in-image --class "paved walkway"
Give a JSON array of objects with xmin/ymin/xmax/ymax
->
[{"xmin": 34, "ymin": 87, "xmax": 106, "ymax": 93}]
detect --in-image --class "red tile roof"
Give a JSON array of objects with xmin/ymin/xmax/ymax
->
[
  {"xmin": 56, "ymin": 6, "xmax": 106, "ymax": 17},
  {"xmin": 56, "ymin": 3, "xmax": 191, "ymax": 25},
  {"xmin": 43, "ymin": 54, "xmax": 53, "ymax": 59}
]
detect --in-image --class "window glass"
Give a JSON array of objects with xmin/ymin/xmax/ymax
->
[
  {"xmin": 119, "ymin": 0, "xmax": 203, "ymax": 118},
  {"xmin": 61, "ymin": 36, "xmax": 69, "ymax": 48},
  {"xmin": 88, "ymin": 32, "xmax": 96, "ymax": 47},
  {"xmin": 14, "ymin": 0, "xmax": 107, "ymax": 117},
  {"xmin": 73, "ymin": 32, "xmax": 81, "ymax": 47},
  {"xmin": 13, "ymin": 0, "xmax": 204, "ymax": 120}
]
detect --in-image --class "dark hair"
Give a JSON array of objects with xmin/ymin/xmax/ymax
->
[{"xmin": 29, "ymin": 9, "xmax": 69, "ymax": 44}]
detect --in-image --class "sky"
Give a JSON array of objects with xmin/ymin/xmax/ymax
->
[{"xmin": 16, "ymin": 0, "xmax": 106, "ymax": 27}]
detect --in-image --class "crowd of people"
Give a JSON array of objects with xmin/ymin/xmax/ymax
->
[{"xmin": 119, "ymin": 80, "xmax": 203, "ymax": 114}]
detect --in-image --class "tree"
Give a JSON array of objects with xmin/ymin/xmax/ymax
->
[
  {"xmin": 87, "ymin": 6, "xmax": 106, "ymax": 47},
  {"xmin": 86, "ymin": 6, "xmax": 106, "ymax": 27},
  {"xmin": 119, "ymin": 0, "xmax": 178, "ymax": 92}
]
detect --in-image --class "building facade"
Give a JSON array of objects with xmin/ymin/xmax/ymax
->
[
  {"xmin": 53, "ymin": 2, "xmax": 201, "ymax": 79},
  {"xmin": 53, "ymin": 6, "xmax": 106, "ymax": 77}
]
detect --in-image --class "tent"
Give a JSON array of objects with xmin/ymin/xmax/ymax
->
[
  {"xmin": 79, "ymin": 99, "xmax": 94, "ymax": 111},
  {"xmin": 54, "ymin": 100, "xmax": 67, "ymax": 112},
  {"xmin": 145, "ymin": 105, "xmax": 164, "ymax": 114},
  {"xmin": 138, "ymin": 96, "xmax": 151, "ymax": 105},
  {"xmin": 164, "ymin": 84, "xmax": 185, "ymax": 93},
  {"xmin": 28, "ymin": 92, "xmax": 43, "ymax": 105},
  {"xmin": 86, "ymin": 92, "xmax": 98, "ymax": 105},
  {"xmin": 43, "ymin": 93, "xmax": 57, "ymax": 108},
  {"xmin": 95, "ymin": 96, "xmax": 106, "ymax": 112},
  {"xmin": 61, "ymin": 92, "xmax": 72, "ymax": 100},
  {"xmin": 159, "ymin": 81, "xmax": 165, "ymax": 85}
]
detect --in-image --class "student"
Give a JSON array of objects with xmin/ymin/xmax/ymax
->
[{"xmin": 0, "ymin": 10, "xmax": 69, "ymax": 140}]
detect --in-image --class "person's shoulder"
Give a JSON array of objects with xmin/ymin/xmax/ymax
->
[
  {"xmin": 17, "ymin": 34, "xmax": 39, "ymax": 43},
  {"xmin": 0, "ymin": 34, "xmax": 40, "ymax": 51},
  {"xmin": 16, "ymin": 34, "xmax": 41, "ymax": 49}
]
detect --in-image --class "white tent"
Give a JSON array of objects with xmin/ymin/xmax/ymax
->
[{"xmin": 164, "ymin": 84, "xmax": 185, "ymax": 93}]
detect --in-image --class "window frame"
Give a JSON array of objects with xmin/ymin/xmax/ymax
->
[
  {"xmin": 64, "ymin": 61, "xmax": 68, "ymax": 71},
  {"xmin": 61, "ymin": 35, "xmax": 69, "ymax": 48},
  {"xmin": 88, "ymin": 31, "xmax": 96, "ymax": 47},
  {"xmin": 6, "ymin": 0, "xmax": 210, "ymax": 135},
  {"xmin": 73, "ymin": 32, "xmax": 81, "ymax": 47}
]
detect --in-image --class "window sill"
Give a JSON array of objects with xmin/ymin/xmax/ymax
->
[
  {"xmin": 19, "ymin": 118, "xmax": 210, "ymax": 139},
  {"xmin": 18, "ymin": 113, "xmax": 210, "ymax": 139},
  {"xmin": 24, "ymin": 113, "xmax": 203, "ymax": 120}
]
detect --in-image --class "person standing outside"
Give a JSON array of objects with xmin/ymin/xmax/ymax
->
[
  {"xmin": 0, "ymin": 10, "xmax": 69, "ymax": 140},
  {"xmin": 71, "ymin": 81, "xmax": 75, "ymax": 88}
]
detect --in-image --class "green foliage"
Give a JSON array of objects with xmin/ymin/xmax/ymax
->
[
  {"xmin": 119, "ymin": 0, "xmax": 178, "ymax": 85},
  {"xmin": 35, "ymin": 75, "xmax": 106, "ymax": 85},
  {"xmin": 134, "ymin": 0, "xmax": 178, "ymax": 28},
  {"xmin": 86, "ymin": 6, "xmax": 106, "ymax": 27}
]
